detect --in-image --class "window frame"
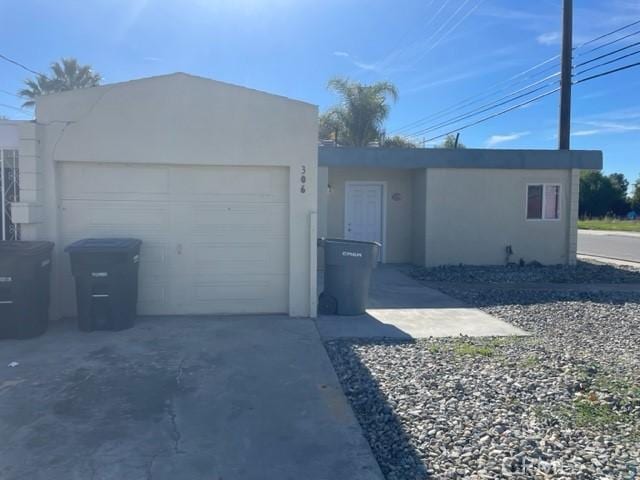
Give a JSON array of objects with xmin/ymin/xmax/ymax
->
[{"xmin": 525, "ymin": 183, "xmax": 561, "ymax": 222}]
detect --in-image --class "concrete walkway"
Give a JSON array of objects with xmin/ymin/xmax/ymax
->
[
  {"xmin": 0, "ymin": 316, "xmax": 383, "ymax": 480},
  {"xmin": 316, "ymin": 266, "xmax": 527, "ymax": 339}
]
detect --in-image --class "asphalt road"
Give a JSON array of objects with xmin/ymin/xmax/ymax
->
[{"xmin": 578, "ymin": 230, "xmax": 640, "ymax": 263}]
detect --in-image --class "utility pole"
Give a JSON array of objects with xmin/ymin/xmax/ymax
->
[{"xmin": 558, "ymin": 0, "xmax": 573, "ymax": 149}]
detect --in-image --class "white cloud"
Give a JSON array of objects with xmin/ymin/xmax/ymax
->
[
  {"xmin": 352, "ymin": 60, "xmax": 380, "ymax": 71},
  {"xmin": 571, "ymin": 129, "xmax": 600, "ymax": 137},
  {"xmin": 571, "ymin": 108, "xmax": 640, "ymax": 137},
  {"xmin": 485, "ymin": 131, "xmax": 531, "ymax": 147},
  {"xmin": 537, "ymin": 31, "xmax": 560, "ymax": 45},
  {"xmin": 332, "ymin": 50, "xmax": 386, "ymax": 73}
]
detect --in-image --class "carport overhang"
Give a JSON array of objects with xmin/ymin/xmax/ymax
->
[{"xmin": 318, "ymin": 146, "xmax": 603, "ymax": 170}]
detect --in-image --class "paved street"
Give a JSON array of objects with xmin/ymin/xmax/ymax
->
[{"xmin": 578, "ymin": 229, "xmax": 640, "ymax": 263}]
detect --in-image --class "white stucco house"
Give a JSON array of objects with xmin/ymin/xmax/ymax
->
[{"xmin": 0, "ymin": 73, "xmax": 602, "ymax": 321}]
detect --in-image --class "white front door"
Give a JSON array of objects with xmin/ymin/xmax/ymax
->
[{"xmin": 345, "ymin": 183, "xmax": 383, "ymax": 259}]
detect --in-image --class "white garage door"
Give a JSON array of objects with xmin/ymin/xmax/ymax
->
[{"xmin": 58, "ymin": 163, "xmax": 289, "ymax": 315}]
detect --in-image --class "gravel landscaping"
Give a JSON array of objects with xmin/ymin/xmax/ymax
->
[
  {"xmin": 411, "ymin": 260, "xmax": 640, "ymax": 284},
  {"xmin": 325, "ymin": 288, "xmax": 640, "ymax": 479}
]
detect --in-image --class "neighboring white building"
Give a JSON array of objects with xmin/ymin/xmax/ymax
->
[{"xmin": 3, "ymin": 73, "xmax": 602, "ymax": 322}]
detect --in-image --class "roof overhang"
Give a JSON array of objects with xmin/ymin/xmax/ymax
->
[{"xmin": 318, "ymin": 146, "xmax": 603, "ymax": 170}]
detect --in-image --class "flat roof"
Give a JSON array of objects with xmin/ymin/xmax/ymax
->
[{"xmin": 319, "ymin": 147, "xmax": 603, "ymax": 170}]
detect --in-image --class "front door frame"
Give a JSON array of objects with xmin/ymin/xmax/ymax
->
[{"xmin": 344, "ymin": 181, "xmax": 387, "ymax": 263}]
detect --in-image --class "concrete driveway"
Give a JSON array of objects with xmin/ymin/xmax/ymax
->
[
  {"xmin": 0, "ymin": 316, "xmax": 383, "ymax": 480},
  {"xmin": 578, "ymin": 229, "xmax": 640, "ymax": 263},
  {"xmin": 316, "ymin": 266, "xmax": 527, "ymax": 339}
]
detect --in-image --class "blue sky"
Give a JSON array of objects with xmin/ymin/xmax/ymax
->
[{"xmin": 0, "ymin": 0, "xmax": 638, "ymax": 184}]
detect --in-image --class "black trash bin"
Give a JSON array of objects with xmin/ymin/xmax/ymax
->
[
  {"xmin": 318, "ymin": 238, "xmax": 381, "ymax": 315},
  {"xmin": 65, "ymin": 238, "xmax": 142, "ymax": 332},
  {"xmin": 0, "ymin": 241, "xmax": 54, "ymax": 339}
]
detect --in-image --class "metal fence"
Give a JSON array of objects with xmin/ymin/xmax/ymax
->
[{"xmin": 1, "ymin": 149, "xmax": 19, "ymax": 241}]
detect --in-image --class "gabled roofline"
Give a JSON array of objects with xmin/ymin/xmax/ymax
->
[
  {"xmin": 318, "ymin": 146, "xmax": 603, "ymax": 170},
  {"xmin": 36, "ymin": 72, "xmax": 317, "ymax": 110}
]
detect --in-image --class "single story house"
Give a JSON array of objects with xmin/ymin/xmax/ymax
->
[
  {"xmin": 317, "ymin": 147, "xmax": 601, "ymax": 267},
  {"xmin": 0, "ymin": 73, "xmax": 602, "ymax": 321}
]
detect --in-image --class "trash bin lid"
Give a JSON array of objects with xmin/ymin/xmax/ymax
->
[
  {"xmin": 318, "ymin": 237, "xmax": 382, "ymax": 248},
  {"xmin": 64, "ymin": 238, "xmax": 142, "ymax": 253},
  {"xmin": 0, "ymin": 241, "xmax": 54, "ymax": 256}
]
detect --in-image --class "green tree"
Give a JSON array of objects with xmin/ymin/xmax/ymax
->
[
  {"xmin": 579, "ymin": 171, "xmax": 630, "ymax": 217},
  {"xmin": 383, "ymin": 135, "xmax": 417, "ymax": 148},
  {"xmin": 438, "ymin": 133, "xmax": 465, "ymax": 148},
  {"xmin": 322, "ymin": 77, "xmax": 398, "ymax": 147},
  {"xmin": 318, "ymin": 110, "xmax": 343, "ymax": 145},
  {"xmin": 631, "ymin": 174, "xmax": 640, "ymax": 212},
  {"xmin": 19, "ymin": 58, "xmax": 101, "ymax": 108}
]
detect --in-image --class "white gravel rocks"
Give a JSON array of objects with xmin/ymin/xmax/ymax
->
[
  {"xmin": 325, "ymin": 289, "xmax": 640, "ymax": 479},
  {"xmin": 411, "ymin": 260, "xmax": 640, "ymax": 284}
]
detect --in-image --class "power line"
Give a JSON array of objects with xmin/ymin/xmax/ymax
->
[
  {"xmin": 408, "ymin": 0, "xmax": 475, "ymax": 66},
  {"xmin": 575, "ymin": 28, "xmax": 640, "ymax": 58},
  {"xmin": 573, "ymin": 60, "xmax": 640, "ymax": 84},
  {"xmin": 399, "ymin": 68, "xmax": 561, "ymax": 137},
  {"xmin": 374, "ymin": 0, "xmax": 440, "ymax": 70},
  {"xmin": 415, "ymin": 60, "xmax": 638, "ymax": 144},
  {"xmin": 407, "ymin": 75, "xmax": 560, "ymax": 137},
  {"xmin": 0, "ymin": 89, "xmax": 22, "ymax": 99},
  {"xmin": 426, "ymin": 0, "xmax": 487, "ymax": 53},
  {"xmin": 574, "ymin": 18, "xmax": 640, "ymax": 49},
  {"xmin": 391, "ymin": 18, "xmax": 640, "ymax": 137},
  {"xmin": 574, "ymin": 40, "xmax": 640, "ymax": 68},
  {"xmin": 413, "ymin": 59, "xmax": 639, "ymax": 144},
  {"xmin": 419, "ymin": 88, "xmax": 560, "ymax": 143},
  {"xmin": 390, "ymin": 56, "xmax": 560, "ymax": 134},
  {"xmin": 0, "ymin": 53, "xmax": 42, "ymax": 76},
  {"xmin": 0, "ymin": 103, "xmax": 30, "ymax": 113},
  {"xmin": 574, "ymin": 49, "xmax": 640, "ymax": 77}
]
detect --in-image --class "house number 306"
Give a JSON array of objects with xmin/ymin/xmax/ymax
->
[{"xmin": 300, "ymin": 166, "xmax": 307, "ymax": 193}]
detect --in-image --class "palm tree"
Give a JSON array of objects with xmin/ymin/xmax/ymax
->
[
  {"xmin": 19, "ymin": 58, "xmax": 101, "ymax": 108},
  {"xmin": 324, "ymin": 77, "xmax": 398, "ymax": 147}
]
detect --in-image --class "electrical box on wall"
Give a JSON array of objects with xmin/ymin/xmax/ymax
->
[{"xmin": 10, "ymin": 202, "xmax": 43, "ymax": 224}]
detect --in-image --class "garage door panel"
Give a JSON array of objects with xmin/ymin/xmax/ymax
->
[
  {"xmin": 189, "ymin": 204, "xmax": 287, "ymax": 227},
  {"xmin": 61, "ymin": 202, "xmax": 171, "ymax": 235},
  {"xmin": 181, "ymin": 275, "xmax": 288, "ymax": 314},
  {"xmin": 60, "ymin": 163, "xmax": 170, "ymax": 199},
  {"xmin": 59, "ymin": 163, "xmax": 289, "ymax": 316},
  {"xmin": 170, "ymin": 166, "xmax": 288, "ymax": 202},
  {"xmin": 138, "ymin": 283, "xmax": 170, "ymax": 315},
  {"xmin": 192, "ymin": 243, "xmax": 287, "ymax": 275}
]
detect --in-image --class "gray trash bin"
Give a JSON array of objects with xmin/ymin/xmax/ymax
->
[{"xmin": 318, "ymin": 238, "xmax": 381, "ymax": 315}]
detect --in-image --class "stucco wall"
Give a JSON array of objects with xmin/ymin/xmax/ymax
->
[
  {"xmin": 0, "ymin": 121, "xmax": 21, "ymax": 147},
  {"xmin": 317, "ymin": 167, "xmax": 329, "ymax": 270},
  {"xmin": 411, "ymin": 169, "xmax": 426, "ymax": 265},
  {"xmin": 325, "ymin": 167, "xmax": 413, "ymax": 263},
  {"xmin": 424, "ymin": 168, "xmax": 572, "ymax": 266},
  {"xmin": 30, "ymin": 73, "xmax": 318, "ymax": 318}
]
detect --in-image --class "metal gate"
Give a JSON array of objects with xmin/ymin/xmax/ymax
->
[{"xmin": 1, "ymin": 148, "xmax": 19, "ymax": 241}]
